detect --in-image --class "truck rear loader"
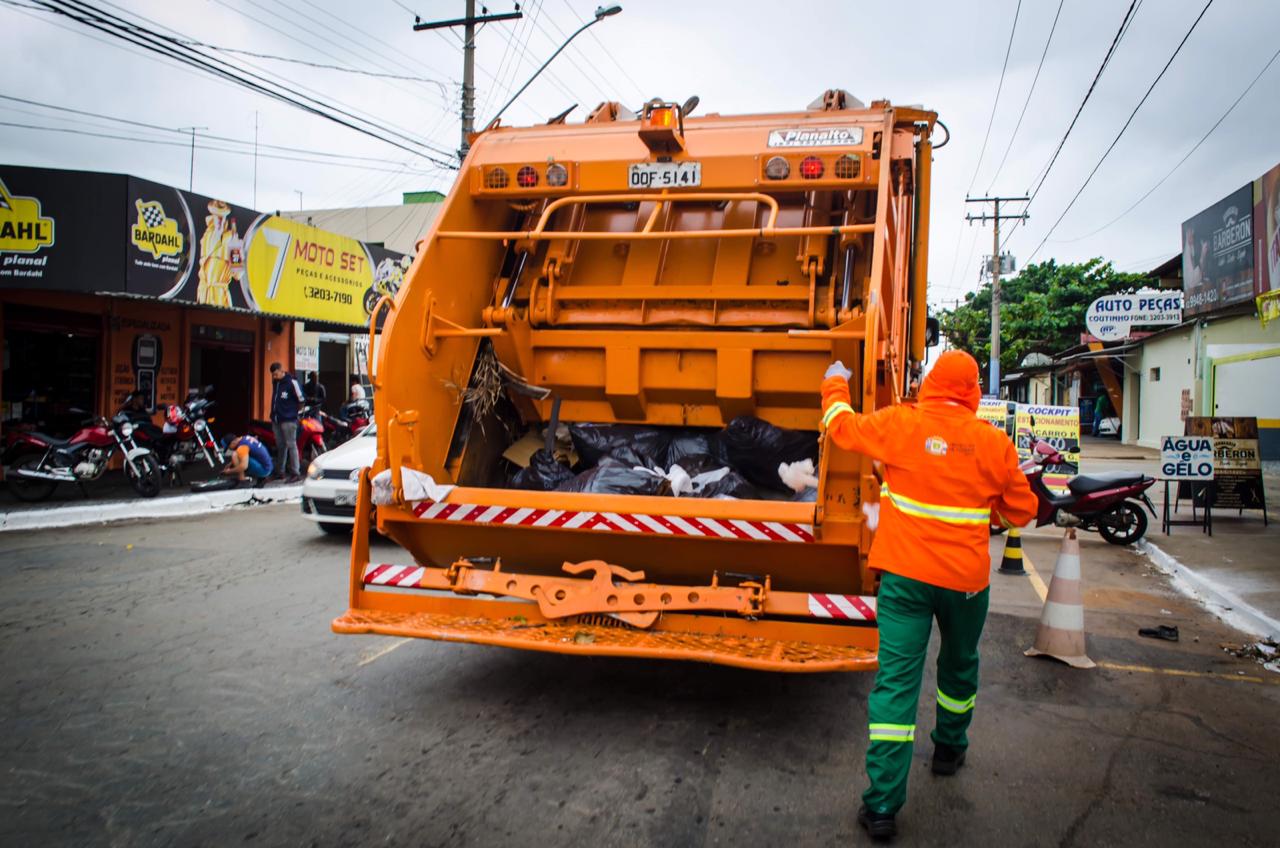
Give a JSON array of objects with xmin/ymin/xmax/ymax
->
[{"xmin": 334, "ymin": 90, "xmax": 940, "ymax": 672}]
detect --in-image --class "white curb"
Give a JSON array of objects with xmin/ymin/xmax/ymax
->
[
  {"xmin": 0, "ymin": 485, "xmax": 303, "ymax": 532},
  {"xmin": 1138, "ymin": 539, "xmax": 1280, "ymax": 641}
]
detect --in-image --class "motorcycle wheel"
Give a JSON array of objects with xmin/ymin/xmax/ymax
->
[
  {"xmin": 7, "ymin": 455, "xmax": 58, "ymax": 502},
  {"xmin": 306, "ymin": 442, "xmax": 324, "ymax": 464},
  {"xmin": 127, "ymin": 454, "xmax": 163, "ymax": 498},
  {"xmin": 1098, "ymin": 501, "xmax": 1147, "ymax": 545}
]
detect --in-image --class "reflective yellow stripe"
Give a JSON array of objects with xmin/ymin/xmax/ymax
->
[
  {"xmin": 879, "ymin": 484, "xmax": 990, "ymax": 526},
  {"xmin": 936, "ymin": 689, "xmax": 976, "ymax": 714},
  {"xmin": 868, "ymin": 723, "xmax": 915, "ymax": 742},
  {"xmin": 822, "ymin": 401, "xmax": 854, "ymax": 430}
]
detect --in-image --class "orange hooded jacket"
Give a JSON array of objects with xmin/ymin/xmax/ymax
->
[{"xmin": 821, "ymin": 350, "xmax": 1037, "ymax": 593}]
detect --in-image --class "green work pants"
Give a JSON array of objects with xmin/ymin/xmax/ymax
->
[{"xmin": 862, "ymin": 570, "xmax": 990, "ymax": 815}]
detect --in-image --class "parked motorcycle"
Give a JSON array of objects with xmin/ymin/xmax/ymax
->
[
  {"xmin": 1021, "ymin": 430, "xmax": 1157, "ymax": 545},
  {"xmin": 319, "ymin": 399, "xmax": 371, "ymax": 449},
  {"xmin": 247, "ymin": 405, "xmax": 327, "ymax": 467},
  {"xmin": 158, "ymin": 387, "xmax": 224, "ymax": 476},
  {"xmin": 4, "ymin": 413, "xmax": 162, "ymax": 501}
]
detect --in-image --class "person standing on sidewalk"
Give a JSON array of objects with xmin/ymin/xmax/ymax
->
[
  {"xmin": 820, "ymin": 350, "xmax": 1037, "ymax": 841},
  {"xmin": 269, "ymin": 362, "xmax": 305, "ymax": 483},
  {"xmin": 303, "ymin": 371, "xmax": 327, "ymax": 409}
]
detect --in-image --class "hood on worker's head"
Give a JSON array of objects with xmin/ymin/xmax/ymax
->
[{"xmin": 920, "ymin": 350, "xmax": 981, "ymax": 411}]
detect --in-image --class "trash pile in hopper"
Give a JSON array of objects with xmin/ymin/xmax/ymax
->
[{"xmin": 502, "ymin": 416, "xmax": 820, "ymax": 502}]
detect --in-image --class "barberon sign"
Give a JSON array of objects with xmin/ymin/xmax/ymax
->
[{"xmin": 1084, "ymin": 289, "xmax": 1183, "ymax": 341}]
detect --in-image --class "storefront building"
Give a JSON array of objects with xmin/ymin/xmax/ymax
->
[
  {"xmin": 1, "ymin": 164, "xmax": 406, "ymax": 439},
  {"xmin": 1121, "ymin": 161, "xmax": 1280, "ymax": 458},
  {"xmin": 280, "ymin": 192, "xmax": 441, "ymax": 410}
]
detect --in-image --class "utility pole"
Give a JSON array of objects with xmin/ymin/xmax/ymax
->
[
  {"xmin": 413, "ymin": 3, "xmax": 524, "ymax": 162},
  {"xmin": 179, "ymin": 126, "xmax": 207, "ymax": 191},
  {"xmin": 964, "ymin": 195, "xmax": 1028, "ymax": 395}
]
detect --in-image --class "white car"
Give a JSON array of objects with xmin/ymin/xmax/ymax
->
[{"xmin": 301, "ymin": 424, "xmax": 376, "ymax": 533}]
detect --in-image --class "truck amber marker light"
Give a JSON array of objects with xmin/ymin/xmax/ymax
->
[{"xmin": 333, "ymin": 89, "xmax": 939, "ymax": 673}]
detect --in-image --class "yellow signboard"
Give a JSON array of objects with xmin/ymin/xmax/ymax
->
[
  {"xmin": 131, "ymin": 198, "xmax": 183, "ymax": 259},
  {"xmin": 0, "ymin": 177, "xmax": 54, "ymax": 254},
  {"xmin": 245, "ymin": 216, "xmax": 376, "ymax": 326}
]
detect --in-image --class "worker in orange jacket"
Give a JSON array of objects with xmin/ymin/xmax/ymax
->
[{"xmin": 821, "ymin": 350, "xmax": 1037, "ymax": 841}]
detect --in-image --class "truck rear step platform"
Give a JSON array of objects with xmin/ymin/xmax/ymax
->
[{"xmin": 333, "ymin": 607, "xmax": 877, "ymax": 673}]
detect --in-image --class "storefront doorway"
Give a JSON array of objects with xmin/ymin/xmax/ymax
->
[
  {"xmin": 2, "ymin": 305, "xmax": 101, "ymax": 437},
  {"xmin": 189, "ymin": 324, "xmax": 255, "ymax": 436}
]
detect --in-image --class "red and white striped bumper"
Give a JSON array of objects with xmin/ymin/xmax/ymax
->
[
  {"xmin": 411, "ymin": 501, "xmax": 814, "ymax": 543},
  {"xmin": 807, "ymin": 593, "xmax": 877, "ymax": 621}
]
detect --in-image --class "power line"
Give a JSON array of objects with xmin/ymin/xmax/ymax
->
[
  {"xmin": 0, "ymin": 93, "xmax": 424, "ymax": 165},
  {"xmin": 998, "ymin": 0, "xmax": 1142, "ymax": 251},
  {"xmin": 1053, "ymin": 42, "xmax": 1280, "ymax": 244},
  {"xmin": 573, "ymin": 0, "xmax": 645, "ymax": 102},
  {"xmin": 1026, "ymin": 0, "xmax": 1216, "ymax": 261},
  {"xmin": 985, "ymin": 0, "xmax": 1063, "ymax": 193},
  {"xmin": 1025, "ymin": 0, "xmax": 1141, "ymax": 200},
  {"xmin": 965, "ymin": 0, "xmax": 1022, "ymax": 196},
  {"xmin": 174, "ymin": 39, "xmax": 451, "ymax": 91},
  {"xmin": 0, "ymin": 120, "xmax": 449, "ymax": 176},
  {"xmin": 34, "ymin": 0, "xmax": 459, "ymax": 168}
]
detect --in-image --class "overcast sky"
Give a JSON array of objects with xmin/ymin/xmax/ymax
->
[{"xmin": 4, "ymin": 0, "xmax": 1278, "ymax": 307}]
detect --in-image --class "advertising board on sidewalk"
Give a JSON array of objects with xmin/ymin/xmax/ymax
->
[
  {"xmin": 978, "ymin": 400, "xmax": 1080, "ymax": 491},
  {"xmin": 1185, "ymin": 416, "xmax": 1267, "ymax": 512}
]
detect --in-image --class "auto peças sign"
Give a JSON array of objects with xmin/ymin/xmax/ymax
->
[{"xmin": 1085, "ymin": 288, "xmax": 1183, "ymax": 340}]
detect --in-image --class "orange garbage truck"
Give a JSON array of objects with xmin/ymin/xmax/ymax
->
[{"xmin": 333, "ymin": 90, "xmax": 940, "ymax": 672}]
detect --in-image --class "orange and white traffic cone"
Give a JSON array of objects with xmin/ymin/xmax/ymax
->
[{"xmin": 1025, "ymin": 528, "xmax": 1095, "ymax": 669}]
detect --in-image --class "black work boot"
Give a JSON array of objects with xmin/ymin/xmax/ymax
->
[
  {"xmin": 931, "ymin": 743, "xmax": 967, "ymax": 776},
  {"xmin": 857, "ymin": 804, "xmax": 897, "ymax": 841}
]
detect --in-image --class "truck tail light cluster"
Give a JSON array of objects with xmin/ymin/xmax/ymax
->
[
  {"xmin": 484, "ymin": 167, "xmax": 510, "ymax": 189},
  {"xmin": 479, "ymin": 162, "xmax": 573, "ymax": 193},
  {"xmin": 762, "ymin": 153, "xmax": 863, "ymax": 183}
]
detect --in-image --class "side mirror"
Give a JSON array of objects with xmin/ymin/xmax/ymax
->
[{"xmin": 925, "ymin": 317, "xmax": 940, "ymax": 347}]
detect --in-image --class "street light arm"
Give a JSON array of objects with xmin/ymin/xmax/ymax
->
[{"xmin": 485, "ymin": 7, "xmax": 621, "ymax": 131}]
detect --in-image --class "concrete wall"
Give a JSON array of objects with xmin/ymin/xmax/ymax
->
[
  {"xmin": 1134, "ymin": 326, "xmax": 1195, "ymax": 448},
  {"xmin": 1131, "ymin": 313, "xmax": 1280, "ymax": 450}
]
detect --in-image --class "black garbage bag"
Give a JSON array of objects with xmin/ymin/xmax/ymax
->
[
  {"xmin": 511, "ymin": 449, "xmax": 575, "ymax": 491},
  {"xmin": 667, "ymin": 453, "xmax": 723, "ymax": 477},
  {"xmin": 569, "ymin": 424, "xmax": 672, "ymax": 470},
  {"xmin": 666, "ymin": 431, "xmax": 717, "ymax": 466},
  {"xmin": 556, "ymin": 457, "xmax": 670, "ymax": 495},
  {"xmin": 696, "ymin": 468, "xmax": 759, "ymax": 499},
  {"xmin": 716, "ymin": 415, "xmax": 819, "ymax": 492}
]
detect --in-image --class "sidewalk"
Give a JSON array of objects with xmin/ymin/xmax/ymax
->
[
  {"xmin": 1080, "ymin": 435, "xmax": 1280, "ymax": 639},
  {"xmin": 1, "ymin": 466, "xmax": 303, "ymax": 532}
]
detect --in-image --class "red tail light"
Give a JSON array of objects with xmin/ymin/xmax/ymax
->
[
  {"xmin": 799, "ymin": 156, "xmax": 824, "ymax": 180},
  {"xmin": 516, "ymin": 166, "xmax": 539, "ymax": 188}
]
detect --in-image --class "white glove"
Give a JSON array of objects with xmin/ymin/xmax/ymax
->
[{"xmin": 824, "ymin": 360, "xmax": 852, "ymax": 381}]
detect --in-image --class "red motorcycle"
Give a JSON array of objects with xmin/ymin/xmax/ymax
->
[
  {"xmin": 3, "ymin": 412, "xmax": 162, "ymax": 501},
  {"xmin": 1022, "ymin": 431, "xmax": 1156, "ymax": 545},
  {"xmin": 320, "ymin": 400, "xmax": 371, "ymax": 449},
  {"xmin": 247, "ymin": 405, "xmax": 327, "ymax": 467}
]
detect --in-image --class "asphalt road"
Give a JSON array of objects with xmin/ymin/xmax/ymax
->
[{"xmin": 2, "ymin": 506, "xmax": 1279, "ymax": 847}]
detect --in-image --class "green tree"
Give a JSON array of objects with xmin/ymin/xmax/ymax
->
[{"xmin": 937, "ymin": 258, "xmax": 1146, "ymax": 388}]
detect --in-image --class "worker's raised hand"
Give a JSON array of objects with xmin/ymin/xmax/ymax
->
[{"xmin": 824, "ymin": 360, "xmax": 852, "ymax": 381}]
